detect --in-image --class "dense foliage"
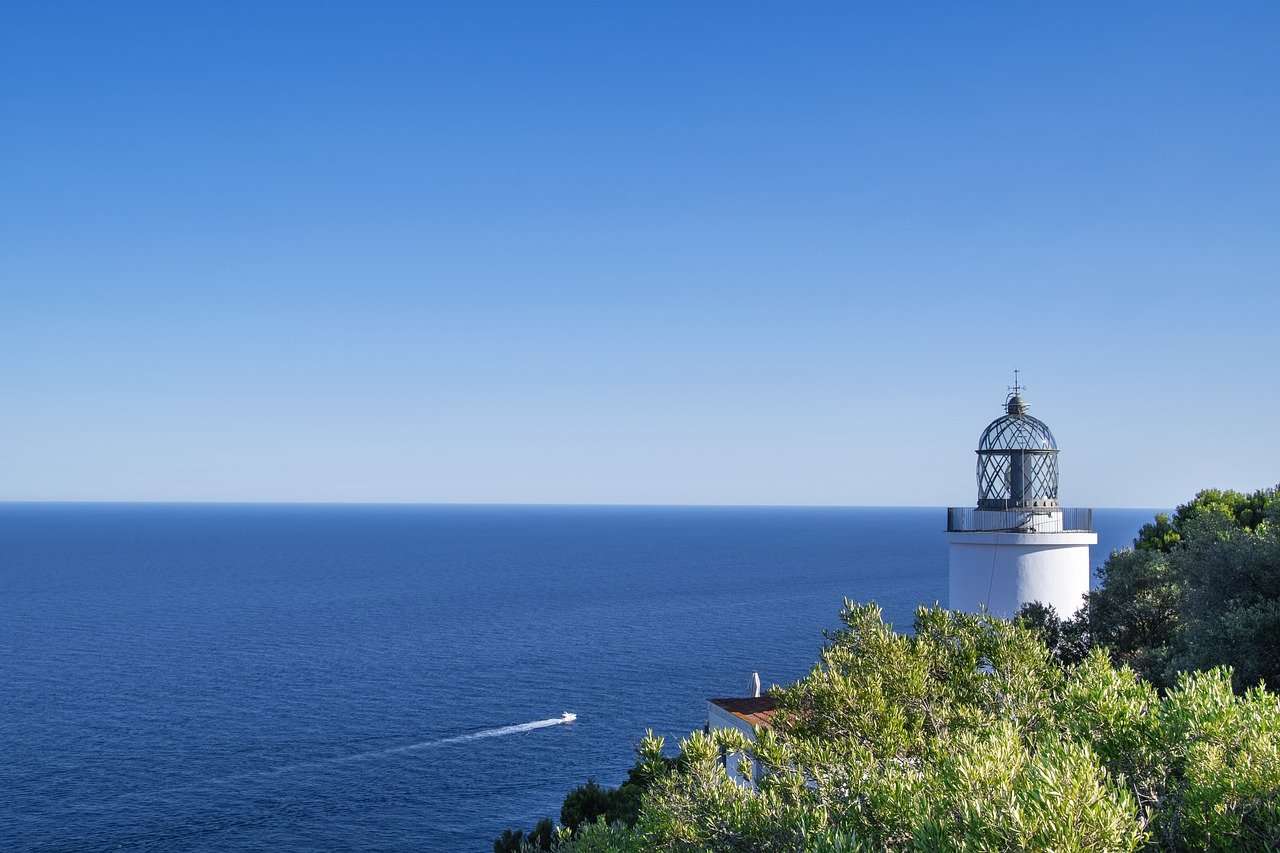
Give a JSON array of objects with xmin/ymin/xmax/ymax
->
[
  {"xmin": 1022, "ymin": 486, "xmax": 1280, "ymax": 691},
  {"xmin": 499, "ymin": 486, "xmax": 1280, "ymax": 851},
  {"xmin": 546, "ymin": 604, "xmax": 1280, "ymax": 852}
]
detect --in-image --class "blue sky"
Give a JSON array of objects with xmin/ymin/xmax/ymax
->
[{"xmin": 2, "ymin": 2, "xmax": 1277, "ymax": 506}]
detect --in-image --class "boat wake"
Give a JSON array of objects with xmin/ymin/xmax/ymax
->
[
  {"xmin": 335, "ymin": 712, "xmax": 577, "ymax": 762},
  {"xmin": 97, "ymin": 713, "xmax": 579, "ymax": 806}
]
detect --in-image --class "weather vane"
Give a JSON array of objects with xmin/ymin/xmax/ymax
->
[{"xmin": 1010, "ymin": 368, "xmax": 1023, "ymax": 398}]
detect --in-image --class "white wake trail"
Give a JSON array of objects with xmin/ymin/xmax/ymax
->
[
  {"xmin": 99, "ymin": 715, "xmax": 577, "ymax": 806},
  {"xmin": 329, "ymin": 716, "xmax": 573, "ymax": 764}
]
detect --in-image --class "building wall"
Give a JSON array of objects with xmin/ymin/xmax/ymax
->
[
  {"xmin": 947, "ymin": 531, "xmax": 1096, "ymax": 619},
  {"xmin": 706, "ymin": 702, "xmax": 759, "ymax": 788}
]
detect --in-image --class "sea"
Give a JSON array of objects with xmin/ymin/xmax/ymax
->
[{"xmin": 1, "ymin": 504, "xmax": 1154, "ymax": 852}]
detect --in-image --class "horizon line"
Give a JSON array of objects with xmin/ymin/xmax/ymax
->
[{"xmin": 0, "ymin": 499, "xmax": 1167, "ymax": 511}]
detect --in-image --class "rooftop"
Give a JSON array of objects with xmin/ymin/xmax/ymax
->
[{"xmin": 709, "ymin": 696, "xmax": 777, "ymax": 727}]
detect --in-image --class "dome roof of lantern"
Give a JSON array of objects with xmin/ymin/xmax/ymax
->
[{"xmin": 977, "ymin": 394, "xmax": 1058, "ymax": 453}]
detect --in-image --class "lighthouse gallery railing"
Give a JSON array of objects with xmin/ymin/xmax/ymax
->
[{"xmin": 947, "ymin": 507, "xmax": 1094, "ymax": 533}]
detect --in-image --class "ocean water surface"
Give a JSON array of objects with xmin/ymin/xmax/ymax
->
[{"xmin": 1, "ymin": 504, "xmax": 1153, "ymax": 851}]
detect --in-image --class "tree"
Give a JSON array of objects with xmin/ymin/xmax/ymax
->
[
  {"xmin": 1016, "ymin": 600, "xmax": 1090, "ymax": 668},
  {"xmin": 1085, "ymin": 547, "xmax": 1181, "ymax": 685},
  {"xmin": 563, "ymin": 768, "xmax": 655, "ymax": 829},
  {"xmin": 1033, "ymin": 486, "xmax": 1280, "ymax": 690},
  {"xmin": 1167, "ymin": 508, "xmax": 1280, "ymax": 690},
  {"xmin": 561, "ymin": 780, "xmax": 621, "ymax": 833},
  {"xmin": 1134, "ymin": 487, "xmax": 1273, "ymax": 554},
  {"xmin": 493, "ymin": 818, "xmax": 556, "ymax": 853}
]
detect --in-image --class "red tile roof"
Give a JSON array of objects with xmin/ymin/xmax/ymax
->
[{"xmin": 709, "ymin": 696, "xmax": 777, "ymax": 727}]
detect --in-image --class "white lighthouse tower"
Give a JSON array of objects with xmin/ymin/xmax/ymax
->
[{"xmin": 947, "ymin": 379, "xmax": 1096, "ymax": 618}]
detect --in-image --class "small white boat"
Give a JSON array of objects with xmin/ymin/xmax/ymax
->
[{"xmin": 561, "ymin": 711, "xmax": 577, "ymax": 723}]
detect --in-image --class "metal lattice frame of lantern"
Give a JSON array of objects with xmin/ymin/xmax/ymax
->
[{"xmin": 975, "ymin": 392, "xmax": 1060, "ymax": 511}]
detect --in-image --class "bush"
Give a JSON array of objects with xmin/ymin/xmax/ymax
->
[{"xmin": 493, "ymin": 817, "xmax": 555, "ymax": 853}]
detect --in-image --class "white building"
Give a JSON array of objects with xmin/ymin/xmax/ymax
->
[
  {"xmin": 706, "ymin": 674, "xmax": 775, "ymax": 787},
  {"xmin": 946, "ymin": 384, "xmax": 1096, "ymax": 618}
]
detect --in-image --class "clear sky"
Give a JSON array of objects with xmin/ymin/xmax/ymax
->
[{"xmin": 2, "ymin": 2, "xmax": 1277, "ymax": 507}]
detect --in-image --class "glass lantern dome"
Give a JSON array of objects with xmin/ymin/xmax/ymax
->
[{"xmin": 975, "ymin": 391, "xmax": 1059, "ymax": 510}]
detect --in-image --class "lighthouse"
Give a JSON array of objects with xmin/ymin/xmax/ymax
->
[{"xmin": 947, "ymin": 379, "xmax": 1096, "ymax": 618}]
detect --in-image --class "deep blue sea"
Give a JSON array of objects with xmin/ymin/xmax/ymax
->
[{"xmin": 1, "ymin": 504, "xmax": 1154, "ymax": 852}]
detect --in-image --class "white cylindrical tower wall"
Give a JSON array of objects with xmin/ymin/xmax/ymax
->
[{"xmin": 947, "ymin": 531, "xmax": 1095, "ymax": 619}]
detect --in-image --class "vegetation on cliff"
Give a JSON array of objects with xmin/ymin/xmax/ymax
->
[{"xmin": 499, "ymin": 486, "xmax": 1280, "ymax": 851}]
